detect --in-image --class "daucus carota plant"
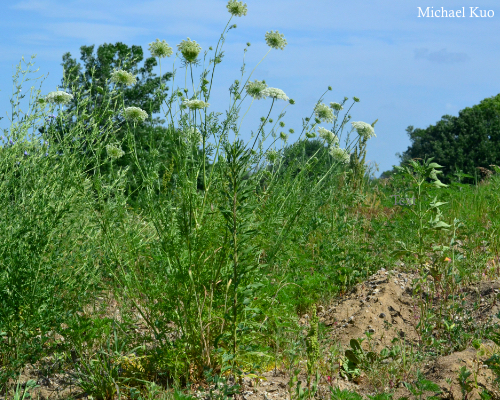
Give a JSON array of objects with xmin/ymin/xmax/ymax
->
[
  {"xmin": 391, "ymin": 157, "xmax": 451, "ymax": 269},
  {"xmin": 1, "ymin": 0, "xmax": 378, "ymax": 386},
  {"xmin": 390, "ymin": 157, "xmax": 456, "ymax": 347},
  {"xmin": 89, "ymin": 0, "xmax": 377, "ymax": 379}
]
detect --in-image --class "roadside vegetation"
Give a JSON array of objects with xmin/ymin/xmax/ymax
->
[{"xmin": 1, "ymin": 2, "xmax": 499, "ymax": 399}]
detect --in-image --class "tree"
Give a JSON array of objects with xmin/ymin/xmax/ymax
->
[
  {"xmin": 381, "ymin": 94, "xmax": 500, "ymax": 183},
  {"xmin": 275, "ymin": 139, "xmax": 332, "ymax": 180},
  {"xmin": 38, "ymin": 42, "xmax": 176, "ymax": 209}
]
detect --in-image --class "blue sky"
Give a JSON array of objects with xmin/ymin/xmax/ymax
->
[{"xmin": 1, "ymin": 0, "xmax": 499, "ymax": 177}]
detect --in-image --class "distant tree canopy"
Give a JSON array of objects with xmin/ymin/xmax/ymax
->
[
  {"xmin": 38, "ymin": 42, "xmax": 194, "ymax": 209},
  {"xmin": 381, "ymin": 94, "xmax": 500, "ymax": 183},
  {"xmin": 272, "ymin": 139, "xmax": 333, "ymax": 181}
]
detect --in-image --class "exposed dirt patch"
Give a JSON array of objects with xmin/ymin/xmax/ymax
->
[{"xmin": 234, "ymin": 262, "xmax": 500, "ymax": 400}]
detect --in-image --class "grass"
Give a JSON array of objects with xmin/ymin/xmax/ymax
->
[{"xmin": 1, "ymin": 2, "xmax": 500, "ymax": 399}]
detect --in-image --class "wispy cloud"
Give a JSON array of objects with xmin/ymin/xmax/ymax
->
[
  {"xmin": 414, "ymin": 48, "xmax": 469, "ymax": 64},
  {"xmin": 45, "ymin": 22, "xmax": 151, "ymax": 43},
  {"xmin": 11, "ymin": 0, "xmax": 115, "ymax": 21}
]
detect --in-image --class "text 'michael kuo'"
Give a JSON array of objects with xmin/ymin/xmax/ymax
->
[{"xmin": 417, "ymin": 7, "xmax": 495, "ymax": 18}]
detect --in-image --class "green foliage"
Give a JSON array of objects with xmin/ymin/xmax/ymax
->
[
  {"xmin": 3, "ymin": 3, "xmax": 499, "ymax": 399},
  {"xmin": 348, "ymin": 119, "xmax": 378, "ymax": 191},
  {"xmin": 38, "ymin": 41, "xmax": 179, "ymax": 209},
  {"xmin": 10, "ymin": 378, "xmax": 39, "ymax": 400},
  {"xmin": 394, "ymin": 94, "xmax": 500, "ymax": 183},
  {"xmin": 0, "ymin": 60, "xmax": 102, "ymax": 388},
  {"xmin": 390, "ymin": 157, "xmax": 451, "ymax": 268},
  {"xmin": 329, "ymin": 386, "xmax": 364, "ymax": 400},
  {"xmin": 484, "ymin": 328, "xmax": 500, "ymax": 391},
  {"xmin": 403, "ymin": 369, "xmax": 442, "ymax": 400},
  {"xmin": 273, "ymin": 139, "xmax": 333, "ymax": 181},
  {"xmin": 305, "ymin": 308, "xmax": 320, "ymax": 377},
  {"xmin": 288, "ymin": 369, "xmax": 320, "ymax": 400},
  {"xmin": 341, "ymin": 338, "xmax": 377, "ymax": 380}
]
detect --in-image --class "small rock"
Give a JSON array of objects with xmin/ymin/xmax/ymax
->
[{"xmin": 379, "ymin": 313, "xmax": 386, "ymax": 318}]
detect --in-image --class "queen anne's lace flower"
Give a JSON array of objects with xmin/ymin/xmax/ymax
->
[
  {"xmin": 177, "ymin": 38, "xmax": 202, "ymax": 63},
  {"xmin": 110, "ymin": 69, "xmax": 137, "ymax": 86},
  {"xmin": 329, "ymin": 146, "xmax": 351, "ymax": 165},
  {"xmin": 187, "ymin": 126, "xmax": 202, "ymax": 144},
  {"xmin": 123, "ymin": 107, "xmax": 148, "ymax": 122},
  {"xmin": 45, "ymin": 91, "xmax": 73, "ymax": 105},
  {"xmin": 279, "ymin": 132, "xmax": 288, "ymax": 141},
  {"xmin": 318, "ymin": 127, "xmax": 339, "ymax": 146},
  {"xmin": 330, "ymin": 102, "xmax": 343, "ymax": 111},
  {"xmin": 106, "ymin": 144, "xmax": 125, "ymax": 160},
  {"xmin": 261, "ymin": 87, "xmax": 289, "ymax": 101},
  {"xmin": 246, "ymin": 80, "xmax": 268, "ymax": 99},
  {"xmin": 314, "ymin": 103, "xmax": 334, "ymax": 123},
  {"xmin": 149, "ymin": 39, "xmax": 173, "ymax": 58},
  {"xmin": 351, "ymin": 121, "xmax": 376, "ymax": 139},
  {"xmin": 182, "ymin": 99, "xmax": 210, "ymax": 110},
  {"xmin": 266, "ymin": 149, "xmax": 278, "ymax": 163},
  {"xmin": 226, "ymin": 0, "xmax": 248, "ymax": 16},
  {"xmin": 265, "ymin": 31, "xmax": 287, "ymax": 50}
]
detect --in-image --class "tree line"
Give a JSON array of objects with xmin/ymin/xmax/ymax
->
[{"xmin": 381, "ymin": 94, "xmax": 500, "ymax": 184}]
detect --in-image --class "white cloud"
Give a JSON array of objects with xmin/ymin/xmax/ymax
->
[
  {"xmin": 414, "ymin": 48, "xmax": 469, "ymax": 64},
  {"xmin": 45, "ymin": 22, "xmax": 151, "ymax": 43},
  {"xmin": 11, "ymin": 0, "xmax": 116, "ymax": 21}
]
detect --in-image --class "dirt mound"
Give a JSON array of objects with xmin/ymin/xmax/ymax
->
[
  {"xmin": 321, "ymin": 267, "xmax": 421, "ymax": 351},
  {"xmin": 238, "ymin": 266, "xmax": 500, "ymax": 400}
]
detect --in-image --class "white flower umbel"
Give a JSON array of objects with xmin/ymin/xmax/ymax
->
[
  {"xmin": 351, "ymin": 121, "xmax": 376, "ymax": 139},
  {"xmin": 329, "ymin": 146, "xmax": 351, "ymax": 165},
  {"xmin": 123, "ymin": 107, "xmax": 148, "ymax": 123},
  {"xmin": 110, "ymin": 69, "xmax": 137, "ymax": 86},
  {"xmin": 106, "ymin": 144, "xmax": 125, "ymax": 160},
  {"xmin": 182, "ymin": 99, "xmax": 210, "ymax": 110},
  {"xmin": 330, "ymin": 102, "xmax": 343, "ymax": 111},
  {"xmin": 314, "ymin": 103, "xmax": 334, "ymax": 123},
  {"xmin": 246, "ymin": 80, "xmax": 268, "ymax": 100},
  {"xmin": 265, "ymin": 31, "xmax": 287, "ymax": 50},
  {"xmin": 149, "ymin": 39, "xmax": 173, "ymax": 58},
  {"xmin": 318, "ymin": 127, "xmax": 339, "ymax": 146},
  {"xmin": 45, "ymin": 91, "xmax": 73, "ymax": 105},
  {"xmin": 226, "ymin": 0, "xmax": 248, "ymax": 16},
  {"xmin": 261, "ymin": 87, "xmax": 288, "ymax": 101},
  {"xmin": 177, "ymin": 38, "xmax": 202, "ymax": 63},
  {"xmin": 266, "ymin": 149, "xmax": 278, "ymax": 163}
]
